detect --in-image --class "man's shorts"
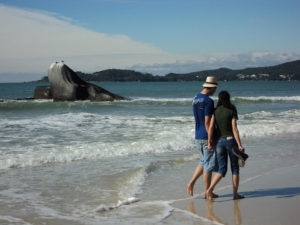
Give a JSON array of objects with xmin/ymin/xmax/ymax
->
[{"xmin": 195, "ymin": 139, "xmax": 216, "ymax": 173}]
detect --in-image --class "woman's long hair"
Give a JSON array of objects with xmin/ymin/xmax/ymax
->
[{"xmin": 216, "ymin": 90, "xmax": 236, "ymax": 110}]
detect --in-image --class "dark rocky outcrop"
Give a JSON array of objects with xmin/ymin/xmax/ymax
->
[
  {"xmin": 34, "ymin": 62, "xmax": 127, "ymax": 101},
  {"xmin": 34, "ymin": 86, "xmax": 52, "ymax": 99}
]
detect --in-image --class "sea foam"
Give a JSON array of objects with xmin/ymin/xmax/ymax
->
[
  {"xmin": 239, "ymin": 109, "xmax": 300, "ymax": 137},
  {"xmin": 1, "ymin": 108, "xmax": 299, "ymax": 170}
]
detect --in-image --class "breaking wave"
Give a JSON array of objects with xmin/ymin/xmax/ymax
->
[
  {"xmin": 1, "ymin": 109, "xmax": 300, "ymax": 170},
  {"xmin": 239, "ymin": 109, "xmax": 300, "ymax": 137},
  {"xmin": 232, "ymin": 96, "xmax": 300, "ymax": 103},
  {"xmin": 1, "ymin": 95, "xmax": 300, "ymax": 110}
]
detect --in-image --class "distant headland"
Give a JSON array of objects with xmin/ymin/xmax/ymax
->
[{"xmin": 33, "ymin": 60, "xmax": 300, "ymax": 83}]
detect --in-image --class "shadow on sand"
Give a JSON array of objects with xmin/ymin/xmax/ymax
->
[{"xmin": 221, "ymin": 187, "xmax": 300, "ymax": 199}]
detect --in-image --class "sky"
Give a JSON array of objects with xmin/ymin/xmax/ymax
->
[{"xmin": 0, "ymin": 0, "xmax": 300, "ymax": 82}]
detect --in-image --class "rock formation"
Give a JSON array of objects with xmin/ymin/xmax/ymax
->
[
  {"xmin": 34, "ymin": 62, "xmax": 127, "ymax": 101},
  {"xmin": 34, "ymin": 86, "xmax": 52, "ymax": 99}
]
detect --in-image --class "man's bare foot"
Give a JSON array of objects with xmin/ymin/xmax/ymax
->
[
  {"xmin": 206, "ymin": 193, "xmax": 213, "ymax": 200},
  {"xmin": 233, "ymin": 193, "xmax": 245, "ymax": 200},
  {"xmin": 206, "ymin": 189, "xmax": 214, "ymax": 200},
  {"xmin": 205, "ymin": 191, "xmax": 218, "ymax": 199},
  {"xmin": 187, "ymin": 182, "xmax": 195, "ymax": 196}
]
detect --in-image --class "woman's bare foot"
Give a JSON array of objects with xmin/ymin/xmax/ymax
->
[
  {"xmin": 233, "ymin": 193, "xmax": 245, "ymax": 200},
  {"xmin": 187, "ymin": 182, "xmax": 195, "ymax": 196}
]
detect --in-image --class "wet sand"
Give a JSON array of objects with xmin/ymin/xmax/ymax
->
[
  {"xmin": 0, "ymin": 135, "xmax": 299, "ymax": 225},
  {"xmin": 167, "ymin": 164, "xmax": 300, "ymax": 225}
]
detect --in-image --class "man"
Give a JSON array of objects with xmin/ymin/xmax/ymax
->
[{"xmin": 187, "ymin": 76, "xmax": 218, "ymax": 197}]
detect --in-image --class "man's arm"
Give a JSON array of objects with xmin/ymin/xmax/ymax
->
[
  {"xmin": 207, "ymin": 115, "xmax": 215, "ymax": 150},
  {"xmin": 205, "ymin": 115, "xmax": 212, "ymax": 133}
]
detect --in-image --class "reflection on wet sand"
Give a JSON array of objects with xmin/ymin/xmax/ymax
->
[
  {"xmin": 188, "ymin": 199, "xmax": 242, "ymax": 225},
  {"xmin": 234, "ymin": 200, "xmax": 242, "ymax": 225}
]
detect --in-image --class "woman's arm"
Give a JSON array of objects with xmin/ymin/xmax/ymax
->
[
  {"xmin": 232, "ymin": 119, "xmax": 245, "ymax": 152},
  {"xmin": 207, "ymin": 115, "xmax": 215, "ymax": 150}
]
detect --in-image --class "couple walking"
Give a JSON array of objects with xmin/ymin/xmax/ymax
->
[{"xmin": 187, "ymin": 76, "xmax": 245, "ymax": 200}]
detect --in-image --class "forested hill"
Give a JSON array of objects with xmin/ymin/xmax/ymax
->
[
  {"xmin": 164, "ymin": 59, "xmax": 300, "ymax": 81},
  {"xmin": 35, "ymin": 60, "xmax": 300, "ymax": 82}
]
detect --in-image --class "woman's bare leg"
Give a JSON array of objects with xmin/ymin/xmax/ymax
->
[
  {"xmin": 206, "ymin": 173, "xmax": 223, "ymax": 200},
  {"xmin": 232, "ymin": 174, "xmax": 244, "ymax": 199}
]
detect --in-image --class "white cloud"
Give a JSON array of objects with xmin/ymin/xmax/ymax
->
[
  {"xmin": 0, "ymin": 5, "xmax": 162, "ymax": 58},
  {"xmin": 0, "ymin": 4, "xmax": 173, "ymax": 74}
]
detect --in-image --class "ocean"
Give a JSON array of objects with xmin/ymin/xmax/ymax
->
[{"xmin": 0, "ymin": 81, "xmax": 300, "ymax": 225}]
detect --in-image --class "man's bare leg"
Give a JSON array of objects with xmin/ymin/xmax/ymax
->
[
  {"xmin": 232, "ymin": 174, "xmax": 244, "ymax": 199},
  {"xmin": 187, "ymin": 165, "xmax": 203, "ymax": 196}
]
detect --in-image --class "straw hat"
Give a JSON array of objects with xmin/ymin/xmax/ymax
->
[{"xmin": 203, "ymin": 76, "xmax": 218, "ymax": 88}]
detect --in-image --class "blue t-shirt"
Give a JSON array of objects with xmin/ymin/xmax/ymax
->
[{"xmin": 192, "ymin": 93, "xmax": 214, "ymax": 140}]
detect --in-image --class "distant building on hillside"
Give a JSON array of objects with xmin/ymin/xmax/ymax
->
[
  {"xmin": 259, "ymin": 74, "xmax": 270, "ymax": 79},
  {"xmin": 280, "ymin": 74, "xmax": 293, "ymax": 80},
  {"xmin": 280, "ymin": 74, "xmax": 287, "ymax": 79},
  {"xmin": 236, "ymin": 74, "xmax": 246, "ymax": 80}
]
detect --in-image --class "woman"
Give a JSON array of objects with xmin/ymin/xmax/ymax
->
[{"xmin": 207, "ymin": 90, "xmax": 245, "ymax": 200}]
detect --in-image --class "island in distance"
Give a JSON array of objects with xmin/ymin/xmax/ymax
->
[
  {"xmin": 34, "ymin": 62, "xmax": 127, "ymax": 101},
  {"xmin": 33, "ymin": 60, "xmax": 300, "ymax": 83}
]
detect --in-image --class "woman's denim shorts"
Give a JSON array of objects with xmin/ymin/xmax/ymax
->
[{"xmin": 216, "ymin": 137, "xmax": 239, "ymax": 177}]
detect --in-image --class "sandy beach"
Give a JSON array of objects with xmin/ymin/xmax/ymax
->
[
  {"xmin": 166, "ymin": 164, "xmax": 299, "ymax": 225},
  {"xmin": 101, "ymin": 134, "xmax": 300, "ymax": 225},
  {"xmin": 162, "ymin": 135, "xmax": 300, "ymax": 225}
]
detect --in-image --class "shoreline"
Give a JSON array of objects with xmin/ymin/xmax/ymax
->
[
  {"xmin": 0, "ymin": 135, "xmax": 299, "ymax": 225},
  {"xmin": 134, "ymin": 134, "xmax": 300, "ymax": 225},
  {"xmin": 159, "ymin": 133, "xmax": 300, "ymax": 225},
  {"xmin": 166, "ymin": 163, "xmax": 300, "ymax": 225}
]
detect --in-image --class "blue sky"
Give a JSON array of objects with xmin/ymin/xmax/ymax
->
[{"xmin": 0, "ymin": 0, "xmax": 300, "ymax": 81}]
